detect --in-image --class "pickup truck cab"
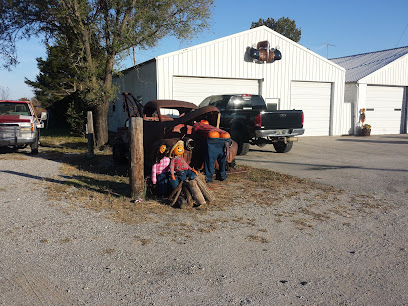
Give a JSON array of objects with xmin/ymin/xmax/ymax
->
[
  {"xmin": 0, "ymin": 100, "xmax": 47, "ymax": 154},
  {"xmin": 199, "ymin": 94, "xmax": 304, "ymax": 155}
]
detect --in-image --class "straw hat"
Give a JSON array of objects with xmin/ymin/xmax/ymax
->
[{"xmin": 169, "ymin": 140, "xmax": 184, "ymax": 158}]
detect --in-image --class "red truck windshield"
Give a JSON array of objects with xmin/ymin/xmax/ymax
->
[{"xmin": 0, "ymin": 102, "xmax": 31, "ymax": 116}]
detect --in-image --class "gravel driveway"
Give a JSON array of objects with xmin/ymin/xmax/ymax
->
[{"xmin": 0, "ymin": 145, "xmax": 407, "ymax": 305}]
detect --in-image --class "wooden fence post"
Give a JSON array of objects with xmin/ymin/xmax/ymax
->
[
  {"xmin": 86, "ymin": 111, "xmax": 94, "ymax": 158},
  {"xmin": 129, "ymin": 117, "xmax": 144, "ymax": 200}
]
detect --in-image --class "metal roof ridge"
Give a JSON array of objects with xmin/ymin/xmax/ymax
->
[{"xmin": 331, "ymin": 45, "xmax": 408, "ymax": 60}]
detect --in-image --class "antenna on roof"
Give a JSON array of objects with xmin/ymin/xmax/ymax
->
[{"xmin": 322, "ymin": 42, "xmax": 335, "ymax": 58}]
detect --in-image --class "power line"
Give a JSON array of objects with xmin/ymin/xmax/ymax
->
[{"xmin": 395, "ymin": 23, "xmax": 408, "ymax": 48}]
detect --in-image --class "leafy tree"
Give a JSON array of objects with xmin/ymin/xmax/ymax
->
[
  {"xmin": 1, "ymin": 0, "xmax": 214, "ymax": 146},
  {"xmin": 251, "ymin": 17, "xmax": 301, "ymax": 42}
]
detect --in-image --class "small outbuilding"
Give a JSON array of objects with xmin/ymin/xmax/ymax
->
[
  {"xmin": 331, "ymin": 47, "xmax": 408, "ymax": 135},
  {"xmin": 109, "ymin": 26, "xmax": 348, "ymax": 136}
]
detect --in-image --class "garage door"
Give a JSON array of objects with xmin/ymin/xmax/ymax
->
[
  {"xmin": 173, "ymin": 76, "xmax": 260, "ymax": 105},
  {"xmin": 366, "ymin": 86, "xmax": 405, "ymax": 135},
  {"xmin": 291, "ymin": 81, "xmax": 332, "ymax": 136}
]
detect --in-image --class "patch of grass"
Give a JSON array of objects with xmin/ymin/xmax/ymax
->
[
  {"xmin": 299, "ymin": 208, "xmax": 331, "ymax": 221},
  {"xmin": 41, "ymin": 128, "xmax": 73, "ymax": 137},
  {"xmin": 247, "ymin": 235, "xmax": 269, "ymax": 243},
  {"xmin": 43, "ymin": 150, "xmax": 347, "ymax": 229},
  {"xmin": 0, "ymin": 153, "xmax": 28, "ymax": 160},
  {"xmin": 292, "ymin": 218, "xmax": 314, "ymax": 230},
  {"xmin": 101, "ymin": 248, "xmax": 115, "ymax": 254},
  {"xmin": 134, "ymin": 236, "xmax": 152, "ymax": 246},
  {"xmin": 40, "ymin": 135, "xmax": 88, "ymax": 154},
  {"xmin": 60, "ymin": 238, "xmax": 72, "ymax": 243},
  {"xmin": 40, "ymin": 138, "xmax": 393, "ymax": 237}
]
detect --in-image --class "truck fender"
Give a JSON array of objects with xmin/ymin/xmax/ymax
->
[{"xmin": 230, "ymin": 119, "xmax": 248, "ymax": 140}]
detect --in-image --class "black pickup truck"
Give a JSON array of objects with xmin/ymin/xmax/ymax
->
[{"xmin": 199, "ymin": 94, "xmax": 304, "ymax": 155}]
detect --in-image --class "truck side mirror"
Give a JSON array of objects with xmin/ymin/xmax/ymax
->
[{"xmin": 41, "ymin": 112, "xmax": 48, "ymax": 120}]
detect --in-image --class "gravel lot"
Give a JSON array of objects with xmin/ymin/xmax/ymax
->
[{"xmin": 0, "ymin": 148, "xmax": 407, "ymax": 305}]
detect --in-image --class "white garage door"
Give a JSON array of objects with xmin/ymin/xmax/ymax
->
[
  {"xmin": 291, "ymin": 81, "xmax": 332, "ymax": 136},
  {"xmin": 173, "ymin": 76, "xmax": 260, "ymax": 105},
  {"xmin": 366, "ymin": 86, "xmax": 405, "ymax": 135}
]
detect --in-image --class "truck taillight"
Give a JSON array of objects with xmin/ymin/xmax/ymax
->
[
  {"xmin": 31, "ymin": 123, "xmax": 34, "ymax": 131},
  {"xmin": 255, "ymin": 114, "xmax": 262, "ymax": 127}
]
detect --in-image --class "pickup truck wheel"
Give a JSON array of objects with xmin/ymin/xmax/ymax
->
[
  {"xmin": 239, "ymin": 142, "xmax": 250, "ymax": 155},
  {"xmin": 231, "ymin": 129, "xmax": 250, "ymax": 155},
  {"xmin": 30, "ymin": 132, "xmax": 39, "ymax": 155},
  {"xmin": 273, "ymin": 141, "xmax": 293, "ymax": 153},
  {"xmin": 234, "ymin": 138, "xmax": 250, "ymax": 155}
]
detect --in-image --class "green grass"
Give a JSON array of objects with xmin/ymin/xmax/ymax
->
[{"xmin": 41, "ymin": 128, "xmax": 77, "ymax": 137}]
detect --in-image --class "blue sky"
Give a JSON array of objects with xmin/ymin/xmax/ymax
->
[{"xmin": 1, "ymin": 0, "xmax": 408, "ymax": 100}]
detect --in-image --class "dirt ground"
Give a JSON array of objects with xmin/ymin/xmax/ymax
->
[{"xmin": 0, "ymin": 151, "xmax": 407, "ymax": 305}]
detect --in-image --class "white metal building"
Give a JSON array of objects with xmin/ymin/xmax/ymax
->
[
  {"xmin": 331, "ymin": 47, "xmax": 408, "ymax": 135},
  {"xmin": 109, "ymin": 26, "xmax": 347, "ymax": 136}
]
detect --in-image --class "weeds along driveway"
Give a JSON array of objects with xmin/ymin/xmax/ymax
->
[{"xmin": 236, "ymin": 134, "xmax": 408, "ymax": 198}]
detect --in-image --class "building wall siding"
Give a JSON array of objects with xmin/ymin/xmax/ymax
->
[{"xmin": 156, "ymin": 26, "xmax": 346, "ymax": 135}]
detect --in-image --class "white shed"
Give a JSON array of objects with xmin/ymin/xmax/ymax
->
[
  {"xmin": 331, "ymin": 47, "xmax": 408, "ymax": 135},
  {"xmin": 109, "ymin": 26, "xmax": 347, "ymax": 136}
]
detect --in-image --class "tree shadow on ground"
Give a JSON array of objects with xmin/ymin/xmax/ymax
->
[
  {"xmin": 1, "ymin": 169, "xmax": 130, "ymax": 198},
  {"xmin": 1, "ymin": 141, "xmax": 131, "ymax": 198}
]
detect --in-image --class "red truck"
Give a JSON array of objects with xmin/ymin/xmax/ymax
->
[{"xmin": 0, "ymin": 100, "xmax": 47, "ymax": 154}]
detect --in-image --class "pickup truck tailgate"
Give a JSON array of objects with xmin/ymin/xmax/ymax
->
[{"xmin": 260, "ymin": 110, "xmax": 303, "ymax": 129}]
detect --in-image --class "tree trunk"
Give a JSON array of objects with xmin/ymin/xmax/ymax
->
[
  {"xmin": 93, "ymin": 54, "xmax": 115, "ymax": 147},
  {"xmin": 94, "ymin": 101, "xmax": 110, "ymax": 147},
  {"xmin": 94, "ymin": 54, "xmax": 115, "ymax": 147}
]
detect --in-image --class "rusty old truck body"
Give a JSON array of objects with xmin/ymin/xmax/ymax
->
[{"xmin": 112, "ymin": 97, "xmax": 237, "ymax": 172}]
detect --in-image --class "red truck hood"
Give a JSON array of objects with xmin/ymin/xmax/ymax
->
[{"xmin": 0, "ymin": 115, "xmax": 31, "ymax": 123}]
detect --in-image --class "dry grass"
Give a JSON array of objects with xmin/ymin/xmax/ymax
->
[
  {"xmin": 38, "ymin": 134, "xmax": 391, "ymax": 237},
  {"xmin": 40, "ymin": 136, "xmax": 90, "ymax": 154},
  {"xmin": 247, "ymin": 235, "xmax": 269, "ymax": 243},
  {"xmin": 46, "ymin": 157, "xmax": 322, "ymax": 226},
  {"xmin": 60, "ymin": 238, "xmax": 72, "ymax": 244},
  {"xmin": 0, "ymin": 152, "xmax": 28, "ymax": 160},
  {"xmin": 101, "ymin": 248, "xmax": 116, "ymax": 254}
]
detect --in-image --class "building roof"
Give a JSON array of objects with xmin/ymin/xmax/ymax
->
[
  {"xmin": 330, "ymin": 46, "xmax": 408, "ymax": 82},
  {"xmin": 156, "ymin": 26, "xmax": 344, "ymax": 71}
]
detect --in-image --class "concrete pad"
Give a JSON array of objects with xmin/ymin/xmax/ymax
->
[{"xmin": 236, "ymin": 134, "xmax": 408, "ymax": 197}]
